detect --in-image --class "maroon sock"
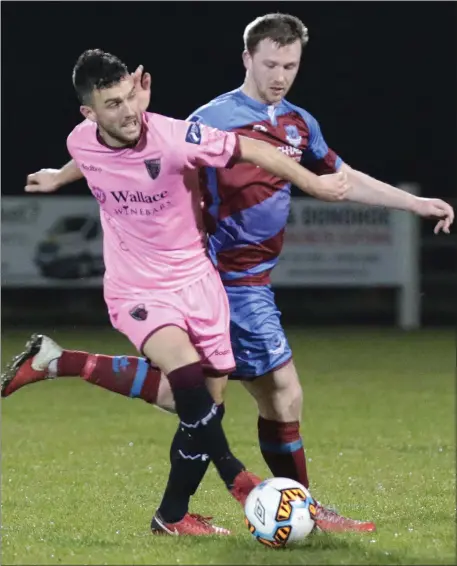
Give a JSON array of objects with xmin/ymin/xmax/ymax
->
[
  {"xmin": 57, "ymin": 350, "xmax": 88, "ymax": 377},
  {"xmin": 58, "ymin": 351, "xmax": 161, "ymax": 404},
  {"xmin": 258, "ymin": 417, "xmax": 309, "ymax": 489}
]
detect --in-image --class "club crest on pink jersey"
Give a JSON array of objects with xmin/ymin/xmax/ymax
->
[{"xmin": 144, "ymin": 158, "xmax": 161, "ymax": 180}]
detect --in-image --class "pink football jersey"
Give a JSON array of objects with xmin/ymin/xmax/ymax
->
[{"xmin": 67, "ymin": 112, "xmax": 240, "ymax": 296}]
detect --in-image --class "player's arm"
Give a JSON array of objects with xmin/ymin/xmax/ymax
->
[
  {"xmin": 181, "ymin": 120, "xmax": 349, "ymax": 202},
  {"xmin": 237, "ymin": 136, "xmax": 349, "ymax": 201},
  {"xmin": 302, "ymin": 110, "xmax": 454, "ymax": 234},
  {"xmin": 340, "ymin": 163, "xmax": 454, "ymax": 234},
  {"xmin": 25, "ymin": 159, "xmax": 83, "ymax": 193}
]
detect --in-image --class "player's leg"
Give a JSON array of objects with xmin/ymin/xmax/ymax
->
[
  {"xmin": 155, "ymin": 374, "xmax": 227, "ymax": 520},
  {"xmin": 0, "ymin": 335, "xmax": 175, "ymax": 412},
  {"xmin": 143, "ymin": 326, "xmax": 259, "ymax": 503},
  {"xmin": 1, "ymin": 329, "xmax": 232, "ymax": 535},
  {"xmin": 246, "ymin": 375, "xmax": 375, "ymax": 534},
  {"xmin": 153, "ymin": 375, "xmax": 228, "ymax": 532},
  {"xmin": 112, "ymin": 286, "xmax": 258, "ymax": 534},
  {"xmin": 154, "ymin": 275, "xmax": 236, "ymax": 528},
  {"xmin": 228, "ymin": 285, "xmax": 375, "ymax": 533},
  {"xmin": 243, "ymin": 365, "xmax": 376, "ymax": 531},
  {"xmin": 242, "ymin": 361, "xmax": 310, "ymax": 486},
  {"xmin": 151, "ymin": 271, "xmax": 261, "ymax": 530},
  {"xmin": 226, "ymin": 285, "xmax": 309, "ymax": 483}
]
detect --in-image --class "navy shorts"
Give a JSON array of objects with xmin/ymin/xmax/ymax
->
[{"xmin": 225, "ymin": 285, "xmax": 292, "ymax": 380}]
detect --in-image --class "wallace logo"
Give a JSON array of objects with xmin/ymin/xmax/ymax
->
[
  {"xmin": 109, "ymin": 190, "xmax": 171, "ymax": 216},
  {"xmin": 130, "ymin": 304, "xmax": 148, "ymax": 321},
  {"xmin": 111, "ymin": 190, "xmax": 168, "ymax": 203},
  {"xmin": 144, "ymin": 158, "xmax": 161, "ymax": 180}
]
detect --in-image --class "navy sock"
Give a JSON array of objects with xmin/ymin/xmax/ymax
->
[
  {"xmin": 157, "ymin": 403, "xmax": 225, "ymax": 523},
  {"xmin": 167, "ymin": 363, "xmax": 243, "ymax": 489}
]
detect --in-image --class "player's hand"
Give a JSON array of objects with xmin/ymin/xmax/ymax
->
[
  {"xmin": 313, "ymin": 171, "xmax": 351, "ymax": 202},
  {"xmin": 413, "ymin": 197, "xmax": 454, "ymax": 234},
  {"xmin": 25, "ymin": 169, "xmax": 61, "ymax": 193},
  {"xmin": 132, "ymin": 65, "xmax": 151, "ymax": 112}
]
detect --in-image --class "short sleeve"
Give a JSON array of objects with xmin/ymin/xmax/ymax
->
[
  {"xmin": 300, "ymin": 112, "xmax": 343, "ymax": 174},
  {"xmin": 66, "ymin": 131, "xmax": 77, "ymax": 159},
  {"xmin": 175, "ymin": 120, "xmax": 241, "ymax": 170},
  {"xmin": 66, "ymin": 120, "xmax": 91, "ymax": 164}
]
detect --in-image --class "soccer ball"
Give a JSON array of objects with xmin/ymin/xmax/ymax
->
[{"xmin": 244, "ymin": 478, "xmax": 317, "ymax": 548}]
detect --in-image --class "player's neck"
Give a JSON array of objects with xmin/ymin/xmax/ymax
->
[
  {"xmin": 240, "ymin": 80, "xmax": 278, "ymax": 107},
  {"xmin": 96, "ymin": 127, "xmax": 139, "ymax": 150}
]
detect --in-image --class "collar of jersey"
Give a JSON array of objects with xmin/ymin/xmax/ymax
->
[{"xmin": 234, "ymin": 88, "xmax": 285, "ymax": 113}]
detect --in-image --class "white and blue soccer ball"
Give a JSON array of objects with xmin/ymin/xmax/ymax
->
[{"xmin": 244, "ymin": 478, "xmax": 317, "ymax": 548}]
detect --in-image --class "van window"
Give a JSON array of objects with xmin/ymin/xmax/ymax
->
[
  {"xmin": 50, "ymin": 217, "xmax": 87, "ymax": 235},
  {"xmin": 86, "ymin": 221, "xmax": 99, "ymax": 240}
]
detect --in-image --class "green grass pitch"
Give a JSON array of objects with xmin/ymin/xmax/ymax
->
[{"xmin": 1, "ymin": 327, "xmax": 455, "ymax": 565}]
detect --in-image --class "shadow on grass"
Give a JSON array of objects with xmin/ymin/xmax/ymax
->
[{"xmin": 205, "ymin": 531, "xmax": 405, "ymax": 565}]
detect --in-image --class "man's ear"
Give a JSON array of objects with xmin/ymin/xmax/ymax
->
[{"xmin": 80, "ymin": 105, "xmax": 96, "ymax": 122}]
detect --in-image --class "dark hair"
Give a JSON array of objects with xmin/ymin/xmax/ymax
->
[
  {"xmin": 72, "ymin": 49, "xmax": 129, "ymax": 104},
  {"xmin": 243, "ymin": 13, "xmax": 309, "ymax": 55}
]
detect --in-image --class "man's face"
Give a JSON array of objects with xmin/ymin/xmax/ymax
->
[
  {"xmin": 244, "ymin": 39, "xmax": 302, "ymax": 104},
  {"xmin": 82, "ymin": 75, "xmax": 142, "ymax": 146}
]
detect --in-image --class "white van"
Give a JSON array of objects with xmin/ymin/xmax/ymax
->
[{"xmin": 35, "ymin": 215, "xmax": 104, "ymax": 279}]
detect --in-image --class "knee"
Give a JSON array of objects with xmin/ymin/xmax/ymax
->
[
  {"xmin": 254, "ymin": 370, "xmax": 303, "ymax": 422},
  {"xmin": 142, "ymin": 327, "xmax": 200, "ymax": 376},
  {"xmin": 274, "ymin": 379, "xmax": 303, "ymax": 422},
  {"xmin": 155, "ymin": 373, "xmax": 177, "ymax": 414},
  {"xmin": 205, "ymin": 376, "xmax": 227, "ymax": 406},
  {"xmin": 289, "ymin": 381, "xmax": 303, "ymax": 420}
]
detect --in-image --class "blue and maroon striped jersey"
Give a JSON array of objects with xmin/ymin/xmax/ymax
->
[{"xmin": 188, "ymin": 88, "xmax": 343, "ymax": 286}]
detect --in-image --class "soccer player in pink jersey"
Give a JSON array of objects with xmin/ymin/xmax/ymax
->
[{"xmin": 2, "ymin": 49, "xmax": 353, "ymax": 536}]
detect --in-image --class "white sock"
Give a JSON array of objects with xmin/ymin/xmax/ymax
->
[{"xmin": 47, "ymin": 358, "xmax": 59, "ymax": 378}]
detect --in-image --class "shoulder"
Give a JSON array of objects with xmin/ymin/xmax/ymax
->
[
  {"xmin": 67, "ymin": 119, "xmax": 96, "ymax": 148},
  {"xmin": 144, "ymin": 111, "xmax": 207, "ymax": 155},
  {"xmin": 280, "ymin": 99, "xmax": 320, "ymax": 130},
  {"xmin": 143, "ymin": 111, "xmax": 177, "ymax": 130},
  {"xmin": 188, "ymin": 89, "xmax": 241, "ymax": 130},
  {"xmin": 144, "ymin": 111, "xmax": 194, "ymax": 141}
]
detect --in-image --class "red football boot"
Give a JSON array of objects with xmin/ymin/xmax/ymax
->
[
  {"xmin": 314, "ymin": 502, "xmax": 376, "ymax": 533},
  {"xmin": 230, "ymin": 470, "xmax": 262, "ymax": 507},
  {"xmin": 1, "ymin": 334, "xmax": 62, "ymax": 397},
  {"xmin": 151, "ymin": 512, "xmax": 231, "ymax": 535}
]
